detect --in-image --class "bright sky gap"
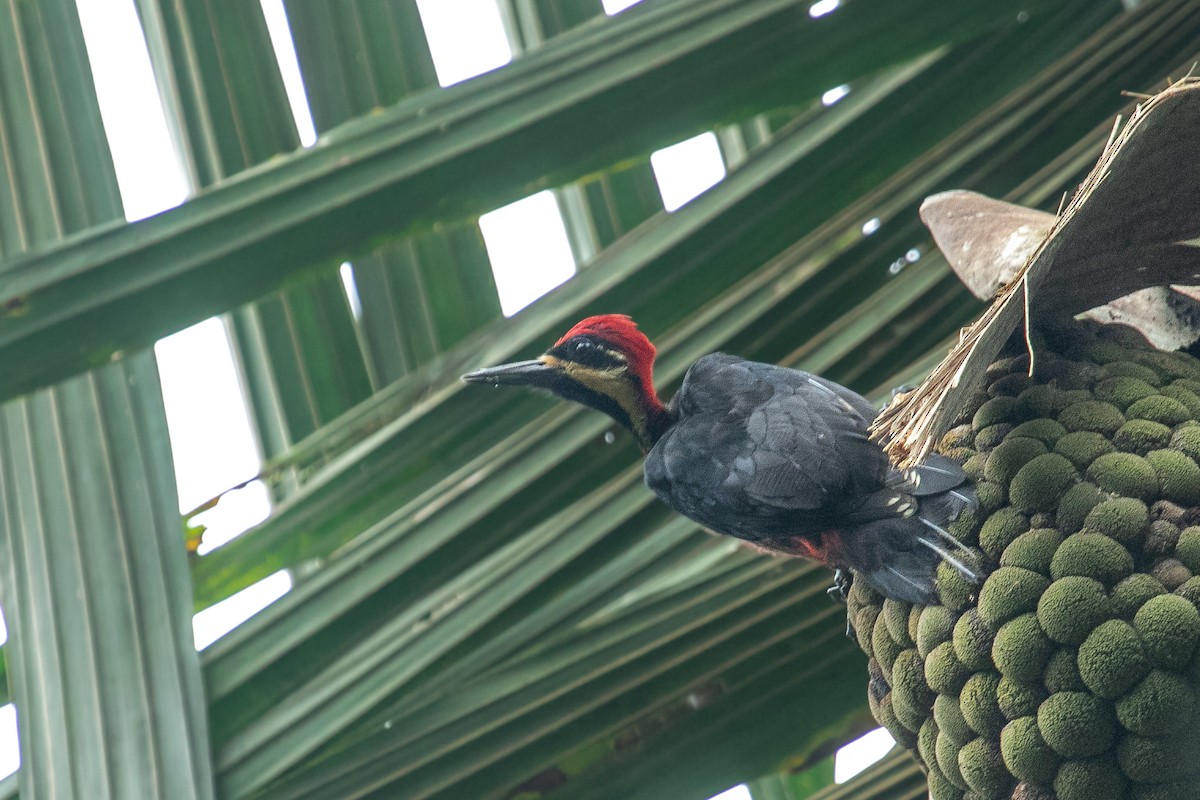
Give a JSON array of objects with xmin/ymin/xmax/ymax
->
[{"xmin": 259, "ymin": 0, "xmax": 317, "ymax": 146}]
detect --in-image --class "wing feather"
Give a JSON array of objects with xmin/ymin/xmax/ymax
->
[{"xmin": 645, "ymin": 354, "xmax": 887, "ymax": 542}]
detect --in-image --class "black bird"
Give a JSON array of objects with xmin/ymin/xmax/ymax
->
[{"xmin": 462, "ymin": 315, "xmax": 978, "ymax": 604}]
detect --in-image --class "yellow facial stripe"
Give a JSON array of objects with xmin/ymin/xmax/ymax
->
[
  {"xmin": 540, "ymin": 354, "xmax": 644, "ymax": 427},
  {"xmin": 563, "ymin": 360, "xmax": 629, "ymax": 395}
]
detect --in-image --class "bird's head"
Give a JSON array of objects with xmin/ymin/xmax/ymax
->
[{"xmin": 462, "ymin": 314, "xmax": 669, "ymax": 449}]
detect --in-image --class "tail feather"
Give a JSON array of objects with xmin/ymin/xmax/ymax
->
[
  {"xmin": 843, "ymin": 456, "xmax": 980, "ymax": 604},
  {"xmin": 879, "ymin": 564, "xmax": 933, "ymax": 601},
  {"xmin": 947, "ymin": 486, "xmax": 977, "ymax": 509},
  {"xmin": 907, "ymin": 453, "xmax": 975, "ymax": 496},
  {"xmin": 845, "ymin": 517, "xmax": 943, "ymax": 604},
  {"xmin": 912, "ymin": 459, "xmax": 980, "ymax": 585},
  {"xmin": 917, "ymin": 516, "xmax": 980, "ymax": 584},
  {"xmin": 917, "ymin": 483, "xmax": 977, "ymax": 529}
]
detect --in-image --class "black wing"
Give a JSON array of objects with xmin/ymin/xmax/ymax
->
[{"xmin": 643, "ymin": 354, "xmax": 889, "ymax": 543}]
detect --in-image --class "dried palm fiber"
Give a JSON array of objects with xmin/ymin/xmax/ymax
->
[
  {"xmin": 851, "ymin": 78, "xmax": 1200, "ymax": 799},
  {"xmin": 874, "ymin": 77, "xmax": 1200, "ymax": 470}
]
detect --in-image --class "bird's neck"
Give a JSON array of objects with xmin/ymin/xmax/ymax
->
[
  {"xmin": 632, "ymin": 394, "xmax": 673, "ymax": 452},
  {"xmin": 563, "ymin": 366, "xmax": 671, "ymax": 451}
]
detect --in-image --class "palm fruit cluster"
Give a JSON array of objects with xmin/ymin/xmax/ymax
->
[{"xmin": 847, "ymin": 324, "xmax": 1200, "ymax": 800}]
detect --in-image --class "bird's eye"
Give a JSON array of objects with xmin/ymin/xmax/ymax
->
[{"xmin": 555, "ymin": 336, "xmax": 621, "ymax": 369}]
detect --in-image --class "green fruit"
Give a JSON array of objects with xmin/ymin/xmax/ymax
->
[
  {"xmin": 1007, "ymin": 418, "xmax": 1068, "ymax": 445},
  {"xmin": 1109, "ymin": 573, "xmax": 1167, "ymax": 619},
  {"xmin": 1049, "ymin": 533, "xmax": 1133, "ymax": 585},
  {"xmin": 999, "ymin": 716, "xmax": 1058, "ymax": 785},
  {"xmin": 1093, "ymin": 376, "xmax": 1158, "ymax": 410},
  {"xmin": 1077, "ymin": 619, "xmax": 1150, "ymax": 699},
  {"xmin": 992, "ymin": 614, "xmax": 1053, "ymax": 684},
  {"xmin": 917, "ymin": 605, "xmax": 960, "ymax": 658},
  {"xmin": 1000, "ymin": 529, "xmax": 1065, "ymax": 575},
  {"xmin": 1126, "ymin": 394, "xmax": 1191, "ymax": 426},
  {"xmin": 975, "ymin": 396, "xmax": 1021, "ymax": 431},
  {"xmin": 1043, "ymin": 647, "xmax": 1085, "ymax": 694},
  {"xmin": 1115, "ymin": 668, "xmax": 1197, "ymax": 736},
  {"xmin": 997, "ymin": 676, "xmax": 1046, "ymax": 721},
  {"xmin": 979, "ymin": 567, "xmax": 1051, "ymax": 631},
  {"xmin": 1058, "ymin": 400, "xmax": 1125, "ymax": 436},
  {"xmin": 986, "ymin": 438, "xmax": 1048, "ymax": 485},
  {"xmin": 1161, "ymin": 382, "xmax": 1200, "ymax": 419},
  {"xmin": 1037, "ymin": 692, "xmax": 1117, "ymax": 759},
  {"xmin": 1037, "ymin": 576, "xmax": 1111, "ymax": 645},
  {"xmin": 883, "ymin": 598, "xmax": 915, "ymax": 647},
  {"xmin": 1054, "ymin": 431, "xmax": 1117, "ymax": 471},
  {"xmin": 1017, "ymin": 386, "xmax": 1057, "ymax": 419},
  {"xmin": 1134, "ymin": 593, "xmax": 1200, "ymax": 670},
  {"xmin": 961, "ymin": 671, "xmax": 1005, "ymax": 738},
  {"xmin": 926, "ymin": 641, "xmax": 971, "ymax": 695},
  {"xmin": 1052, "ymin": 756, "xmax": 1128, "ymax": 800},
  {"xmin": 1055, "ymin": 482, "xmax": 1103, "ymax": 535},
  {"xmin": 939, "ymin": 557, "xmax": 979, "ymax": 612},
  {"xmin": 1113, "ymin": 419, "xmax": 1172, "ymax": 454},
  {"xmin": 872, "ymin": 611, "xmax": 902, "ymax": 682},
  {"xmin": 1117, "ymin": 731, "xmax": 1200, "ymax": 783},
  {"xmin": 1147, "ymin": 448, "xmax": 1200, "ymax": 505},
  {"xmin": 979, "ymin": 508, "xmax": 1030, "ymax": 560},
  {"xmin": 1179, "ymin": 527, "xmax": 1200, "ymax": 574},
  {"xmin": 1097, "ymin": 360, "xmax": 1161, "ymax": 385},
  {"xmin": 958, "ymin": 737, "xmax": 1012, "ymax": 796},
  {"xmin": 978, "ymin": 424, "xmax": 1016, "ymax": 452},
  {"xmin": 1009, "ymin": 454, "xmax": 1078, "ymax": 514},
  {"xmin": 1170, "ymin": 424, "xmax": 1200, "ymax": 464},
  {"xmin": 1085, "ymin": 452, "xmax": 1159, "ymax": 500},
  {"xmin": 936, "ymin": 730, "xmax": 969, "ymax": 790},
  {"xmin": 847, "ymin": 334, "xmax": 1200, "ymax": 798},
  {"xmin": 1082, "ymin": 497, "xmax": 1148, "ymax": 547},
  {"xmin": 891, "ymin": 648, "xmax": 933, "ymax": 731},
  {"xmin": 935, "ymin": 692, "xmax": 974, "ymax": 745}
]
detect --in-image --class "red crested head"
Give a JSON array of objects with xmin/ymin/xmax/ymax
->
[
  {"xmin": 463, "ymin": 313, "xmax": 671, "ymax": 451},
  {"xmin": 555, "ymin": 314, "xmax": 657, "ymax": 395}
]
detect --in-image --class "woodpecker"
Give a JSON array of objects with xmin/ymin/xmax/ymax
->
[{"xmin": 462, "ymin": 315, "xmax": 978, "ymax": 604}]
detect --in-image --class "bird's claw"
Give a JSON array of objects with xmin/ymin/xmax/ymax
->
[
  {"xmin": 826, "ymin": 569, "xmax": 857, "ymax": 638},
  {"xmin": 827, "ymin": 568, "xmax": 853, "ymax": 603}
]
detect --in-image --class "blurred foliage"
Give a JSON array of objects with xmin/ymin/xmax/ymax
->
[{"xmin": 5, "ymin": 0, "xmax": 1200, "ymax": 798}]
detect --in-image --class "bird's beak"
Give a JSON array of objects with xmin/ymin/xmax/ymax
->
[{"xmin": 461, "ymin": 358, "xmax": 558, "ymax": 388}]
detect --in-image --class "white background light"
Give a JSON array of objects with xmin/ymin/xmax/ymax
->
[
  {"xmin": 835, "ymin": 727, "xmax": 895, "ymax": 782},
  {"xmin": 192, "ymin": 571, "xmax": 294, "ymax": 650},
  {"xmin": 480, "ymin": 192, "xmax": 577, "ymax": 316},
  {"xmin": 809, "ymin": 0, "xmax": 841, "ymax": 19},
  {"xmin": 650, "ymin": 132, "xmax": 727, "ymax": 212},
  {"xmin": 822, "ymin": 84, "xmax": 851, "ymax": 106},
  {"xmin": 602, "ymin": 0, "xmax": 645, "ymax": 13},
  {"xmin": 155, "ymin": 320, "xmax": 262, "ymax": 513},
  {"xmin": 416, "ymin": 0, "xmax": 513, "ymax": 86},
  {"xmin": 260, "ymin": 0, "xmax": 317, "ymax": 146},
  {"xmin": 74, "ymin": 0, "xmax": 187, "ymax": 221}
]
